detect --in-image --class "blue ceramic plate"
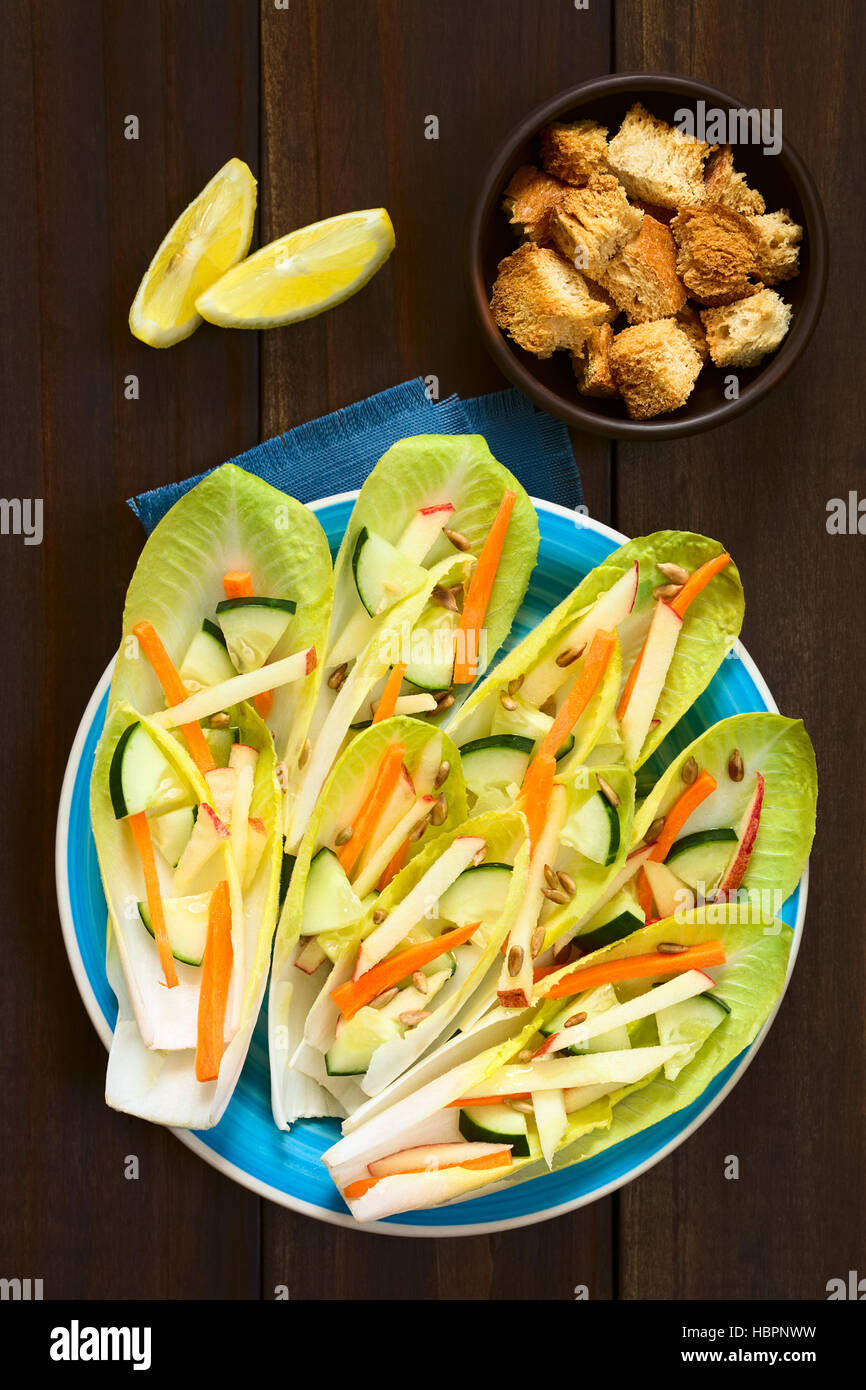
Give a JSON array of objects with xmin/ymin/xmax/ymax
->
[{"xmin": 56, "ymin": 497, "xmax": 806, "ymax": 1235}]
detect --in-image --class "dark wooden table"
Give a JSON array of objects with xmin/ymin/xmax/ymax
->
[{"xmin": 3, "ymin": 0, "xmax": 863, "ymax": 1300}]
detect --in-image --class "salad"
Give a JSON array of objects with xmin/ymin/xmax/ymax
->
[{"xmin": 88, "ymin": 440, "xmax": 816, "ymax": 1220}]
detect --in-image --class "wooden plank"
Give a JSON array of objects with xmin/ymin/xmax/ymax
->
[
  {"xmin": 0, "ymin": 0, "xmax": 261, "ymax": 1298},
  {"xmin": 614, "ymin": 0, "xmax": 866, "ymax": 1298},
  {"xmin": 259, "ymin": 0, "xmax": 614, "ymax": 1296}
]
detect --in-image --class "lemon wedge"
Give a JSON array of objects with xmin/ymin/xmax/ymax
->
[
  {"xmin": 195, "ymin": 208, "xmax": 395, "ymax": 329},
  {"xmin": 129, "ymin": 158, "xmax": 257, "ymax": 348}
]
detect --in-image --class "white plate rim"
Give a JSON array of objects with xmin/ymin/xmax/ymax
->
[{"xmin": 55, "ymin": 494, "xmax": 807, "ymax": 1238}]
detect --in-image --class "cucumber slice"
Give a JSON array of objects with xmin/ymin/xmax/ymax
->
[
  {"xmin": 109, "ymin": 722, "xmax": 194, "ymax": 820},
  {"xmin": 215, "ymin": 597, "xmax": 296, "ymax": 673},
  {"xmin": 459, "ymin": 1103, "xmax": 529, "ymax": 1157},
  {"xmin": 666, "ymin": 828, "xmax": 738, "ymax": 892},
  {"xmin": 352, "ymin": 527, "xmax": 427, "ymax": 619},
  {"xmin": 325, "ymin": 1006, "xmax": 402, "ymax": 1076},
  {"xmin": 564, "ymin": 791, "xmax": 620, "ymax": 866},
  {"xmin": 404, "ymin": 603, "xmax": 457, "ymax": 691},
  {"xmin": 438, "ymin": 862, "xmax": 513, "ymax": 926},
  {"xmin": 460, "ymin": 735, "xmax": 533, "ymax": 798},
  {"xmin": 655, "ymin": 991, "xmax": 729, "ymax": 1079},
  {"xmin": 300, "ymin": 846, "xmax": 365, "ymax": 935},
  {"xmin": 490, "ymin": 695, "xmax": 574, "ymax": 759},
  {"xmin": 203, "ymin": 724, "xmax": 239, "ymax": 767},
  {"xmin": 150, "ymin": 805, "xmax": 196, "ymax": 867},
  {"xmin": 576, "ymin": 890, "xmax": 645, "ymax": 952},
  {"xmin": 179, "ymin": 621, "xmax": 237, "ymax": 690},
  {"xmin": 138, "ymin": 892, "xmax": 210, "ymax": 966}
]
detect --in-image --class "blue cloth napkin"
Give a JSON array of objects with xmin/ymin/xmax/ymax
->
[{"xmin": 128, "ymin": 378, "xmax": 583, "ymax": 533}]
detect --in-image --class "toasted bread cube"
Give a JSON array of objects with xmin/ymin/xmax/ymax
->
[
  {"xmin": 632, "ymin": 197, "xmax": 675, "ymax": 225},
  {"xmin": 675, "ymin": 303, "xmax": 710, "ymax": 363},
  {"xmin": 549, "ymin": 175, "xmax": 644, "ymax": 279},
  {"xmin": 700, "ymin": 287, "xmax": 792, "ymax": 368},
  {"xmin": 600, "ymin": 213, "xmax": 686, "ymax": 323},
  {"xmin": 503, "ymin": 164, "xmax": 568, "ymax": 243},
  {"xmin": 607, "ymin": 103, "xmax": 708, "ymax": 209},
  {"xmin": 751, "ymin": 209, "xmax": 802, "ymax": 283},
  {"xmin": 609, "ymin": 319, "xmax": 702, "ymax": 419},
  {"xmin": 572, "ymin": 324, "xmax": 618, "ymax": 397},
  {"xmin": 702, "ymin": 145, "xmax": 766, "ymax": 215},
  {"xmin": 490, "ymin": 242, "xmax": 617, "ymax": 358},
  {"xmin": 540, "ymin": 119, "xmax": 610, "ymax": 186},
  {"xmin": 671, "ymin": 205, "xmax": 760, "ymax": 306}
]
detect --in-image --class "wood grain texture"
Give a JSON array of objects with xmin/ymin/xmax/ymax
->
[{"xmin": 614, "ymin": 0, "xmax": 866, "ymax": 1299}]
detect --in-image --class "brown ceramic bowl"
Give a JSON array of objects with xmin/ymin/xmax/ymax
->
[{"xmin": 467, "ymin": 73, "xmax": 828, "ymax": 440}]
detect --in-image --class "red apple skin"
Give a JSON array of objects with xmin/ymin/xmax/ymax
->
[
  {"xmin": 419, "ymin": 503, "xmax": 455, "ymax": 516},
  {"xmin": 306, "ymin": 645, "xmax": 317, "ymax": 674},
  {"xmin": 715, "ymin": 772, "xmax": 765, "ymax": 900},
  {"xmin": 199, "ymin": 802, "xmax": 230, "ymax": 839}
]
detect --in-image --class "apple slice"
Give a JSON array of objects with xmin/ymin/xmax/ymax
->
[
  {"xmin": 497, "ymin": 783, "xmax": 568, "ymax": 1010},
  {"xmin": 173, "ymin": 802, "xmax": 230, "ymax": 891},
  {"xmin": 532, "ymin": 1088, "xmax": 568, "ymax": 1168},
  {"xmin": 353, "ymin": 835, "xmax": 485, "ymax": 979},
  {"xmin": 244, "ymin": 817, "xmax": 268, "ymax": 889},
  {"xmin": 350, "ymin": 795, "xmax": 436, "ymax": 900},
  {"xmin": 643, "ymin": 858, "xmax": 694, "ymax": 919},
  {"xmin": 204, "ymin": 766, "xmax": 238, "ymax": 823},
  {"xmin": 715, "ymin": 772, "xmax": 765, "ymax": 900},
  {"xmin": 367, "ymin": 1140, "xmax": 511, "ymax": 1178},
  {"xmin": 536, "ymin": 969, "xmax": 716, "ymax": 1056},
  {"xmin": 620, "ymin": 601, "xmax": 683, "ymax": 765},
  {"xmin": 295, "ymin": 937, "xmax": 329, "ymax": 975},
  {"xmin": 522, "ymin": 563, "xmax": 639, "ymax": 705},
  {"xmin": 396, "ymin": 503, "xmax": 456, "ymax": 565}
]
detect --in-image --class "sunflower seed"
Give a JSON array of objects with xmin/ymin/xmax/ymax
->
[
  {"xmin": 646, "ymin": 816, "xmax": 665, "ymax": 844},
  {"xmin": 399, "ymin": 1010, "xmax": 431, "ymax": 1028},
  {"xmin": 530, "ymin": 925, "xmax": 546, "ymax": 958},
  {"xmin": 543, "ymin": 862, "xmax": 559, "ymax": 890},
  {"xmin": 653, "ymin": 583, "xmax": 682, "ymax": 601},
  {"xmin": 556, "ymin": 644, "xmax": 586, "ymax": 668},
  {"xmin": 435, "ymin": 692, "xmax": 455, "ymax": 713},
  {"xmin": 412, "ymin": 970, "xmax": 429, "ymax": 995},
  {"xmin": 370, "ymin": 987, "xmax": 399, "ymax": 1009},
  {"xmin": 274, "ymin": 761, "xmax": 289, "ymax": 791},
  {"xmin": 209, "ymin": 711, "xmax": 231, "ymax": 728},
  {"xmin": 539, "ymin": 696, "xmax": 557, "ymax": 718},
  {"xmin": 517, "ymin": 1050, "xmax": 534, "ymax": 1063},
  {"xmin": 681, "ymin": 756, "xmax": 699, "ymax": 785},
  {"xmin": 372, "ymin": 908, "xmax": 388, "ymax": 925},
  {"xmin": 507, "ymin": 945, "xmax": 524, "ymax": 977},
  {"xmin": 728, "ymin": 748, "xmax": 744, "ymax": 782},
  {"xmin": 509, "ymin": 1100, "xmax": 534, "ymax": 1114},
  {"xmin": 541, "ymin": 886, "xmax": 569, "ymax": 905},
  {"xmin": 434, "ymin": 760, "xmax": 451, "ymax": 789},
  {"xmin": 431, "ymin": 794, "xmax": 448, "ymax": 826},
  {"xmin": 327, "ymin": 662, "xmax": 348, "ymax": 690},
  {"xmin": 500, "ymin": 691, "xmax": 517, "ymax": 711},
  {"xmin": 432, "ymin": 584, "xmax": 459, "ymax": 612},
  {"xmin": 298, "ymin": 737, "xmax": 312, "ymax": 769},
  {"xmin": 472, "ymin": 844, "xmax": 487, "ymax": 867},
  {"xmin": 409, "ymin": 814, "xmax": 431, "ymax": 842},
  {"xmin": 564, "ymin": 1010, "xmax": 587, "ymax": 1028},
  {"xmin": 657, "ymin": 941, "xmax": 688, "ymax": 955},
  {"xmin": 443, "ymin": 527, "xmax": 472, "ymax": 552},
  {"xmin": 508, "ymin": 674, "xmax": 525, "ymax": 696},
  {"xmin": 657, "ymin": 562, "xmax": 690, "ymax": 586},
  {"xmin": 557, "ymin": 871, "xmax": 576, "ymax": 897},
  {"xmin": 596, "ymin": 773, "xmax": 620, "ymax": 807},
  {"xmin": 334, "ymin": 825, "xmax": 354, "ymax": 846}
]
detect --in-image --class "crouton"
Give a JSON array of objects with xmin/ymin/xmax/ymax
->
[
  {"xmin": 503, "ymin": 165, "xmax": 569, "ymax": 243},
  {"xmin": 607, "ymin": 103, "xmax": 708, "ymax": 209},
  {"xmin": 632, "ymin": 198, "xmax": 675, "ymax": 225},
  {"xmin": 671, "ymin": 205, "xmax": 760, "ymax": 306},
  {"xmin": 751, "ymin": 209, "xmax": 802, "ymax": 283},
  {"xmin": 600, "ymin": 213, "xmax": 686, "ymax": 323},
  {"xmin": 549, "ymin": 175, "xmax": 644, "ymax": 278},
  {"xmin": 702, "ymin": 145, "xmax": 766, "ymax": 215},
  {"xmin": 490, "ymin": 242, "xmax": 617, "ymax": 358},
  {"xmin": 540, "ymin": 119, "xmax": 610, "ymax": 186},
  {"xmin": 571, "ymin": 324, "xmax": 618, "ymax": 397},
  {"xmin": 700, "ymin": 287, "xmax": 792, "ymax": 368},
  {"xmin": 608, "ymin": 319, "xmax": 703, "ymax": 419},
  {"xmin": 675, "ymin": 303, "xmax": 710, "ymax": 363}
]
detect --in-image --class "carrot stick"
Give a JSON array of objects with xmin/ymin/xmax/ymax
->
[
  {"xmin": 331, "ymin": 920, "xmax": 481, "ymax": 1020},
  {"xmin": 372, "ymin": 662, "xmax": 408, "ymax": 724},
  {"xmin": 670, "ymin": 552, "xmax": 731, "ymax": 617},
  {"xmin": 343, "ymin": 1148, "xmax": 512, "ymax": 1198},
  {"xmin": 446, "ymin": 1093, "xmax": 531, "ymax": 1108},
  {"xmin": 617, "ymin": 645, "xmax": 644, "ymax": 721},
  {"xmin": 195, "ymin": 879, "xmax": 234, "ymax": 1082},
  {"xmin": 344, "ymin": 1177, "xmax": 380, "ymax": 1201},
  {"xmin": 453, "ymin": 489, "xmax": 516, "ymax": 684},
  {"xmin": 536, "ymin": 628, "xmax": 615, "ymax": 763},
  {"xmin": 133, "ymin": 620, "xmax": 215, "ymax": 776},
  {"xmin": 128, "ymin": 811, "xmax": 178, "ymax": 989},
  {"xmin": 377, "ymin": 838, "xmax": 409, "ymax": 892},
  {"xmin": 649, "ymin": 770, "xmax": 717, "ymax": 862},
  {"xmin": 545, "ymin": 939, "xmax": 726, "ymax": 999},
  {"xmin": 337, "ymin": 741, "xmax": 406, "ymax": 875},
  {"xmin": 222, "ymin": 571, "xmax": 273, "ymax": 720},
  {"xmin": 519, "ymin": 753, "xmax": 555, "ymax": 850},
  {"xmin": 637, "ymin": 866, "xmax": 654, "ymax": 920}
]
